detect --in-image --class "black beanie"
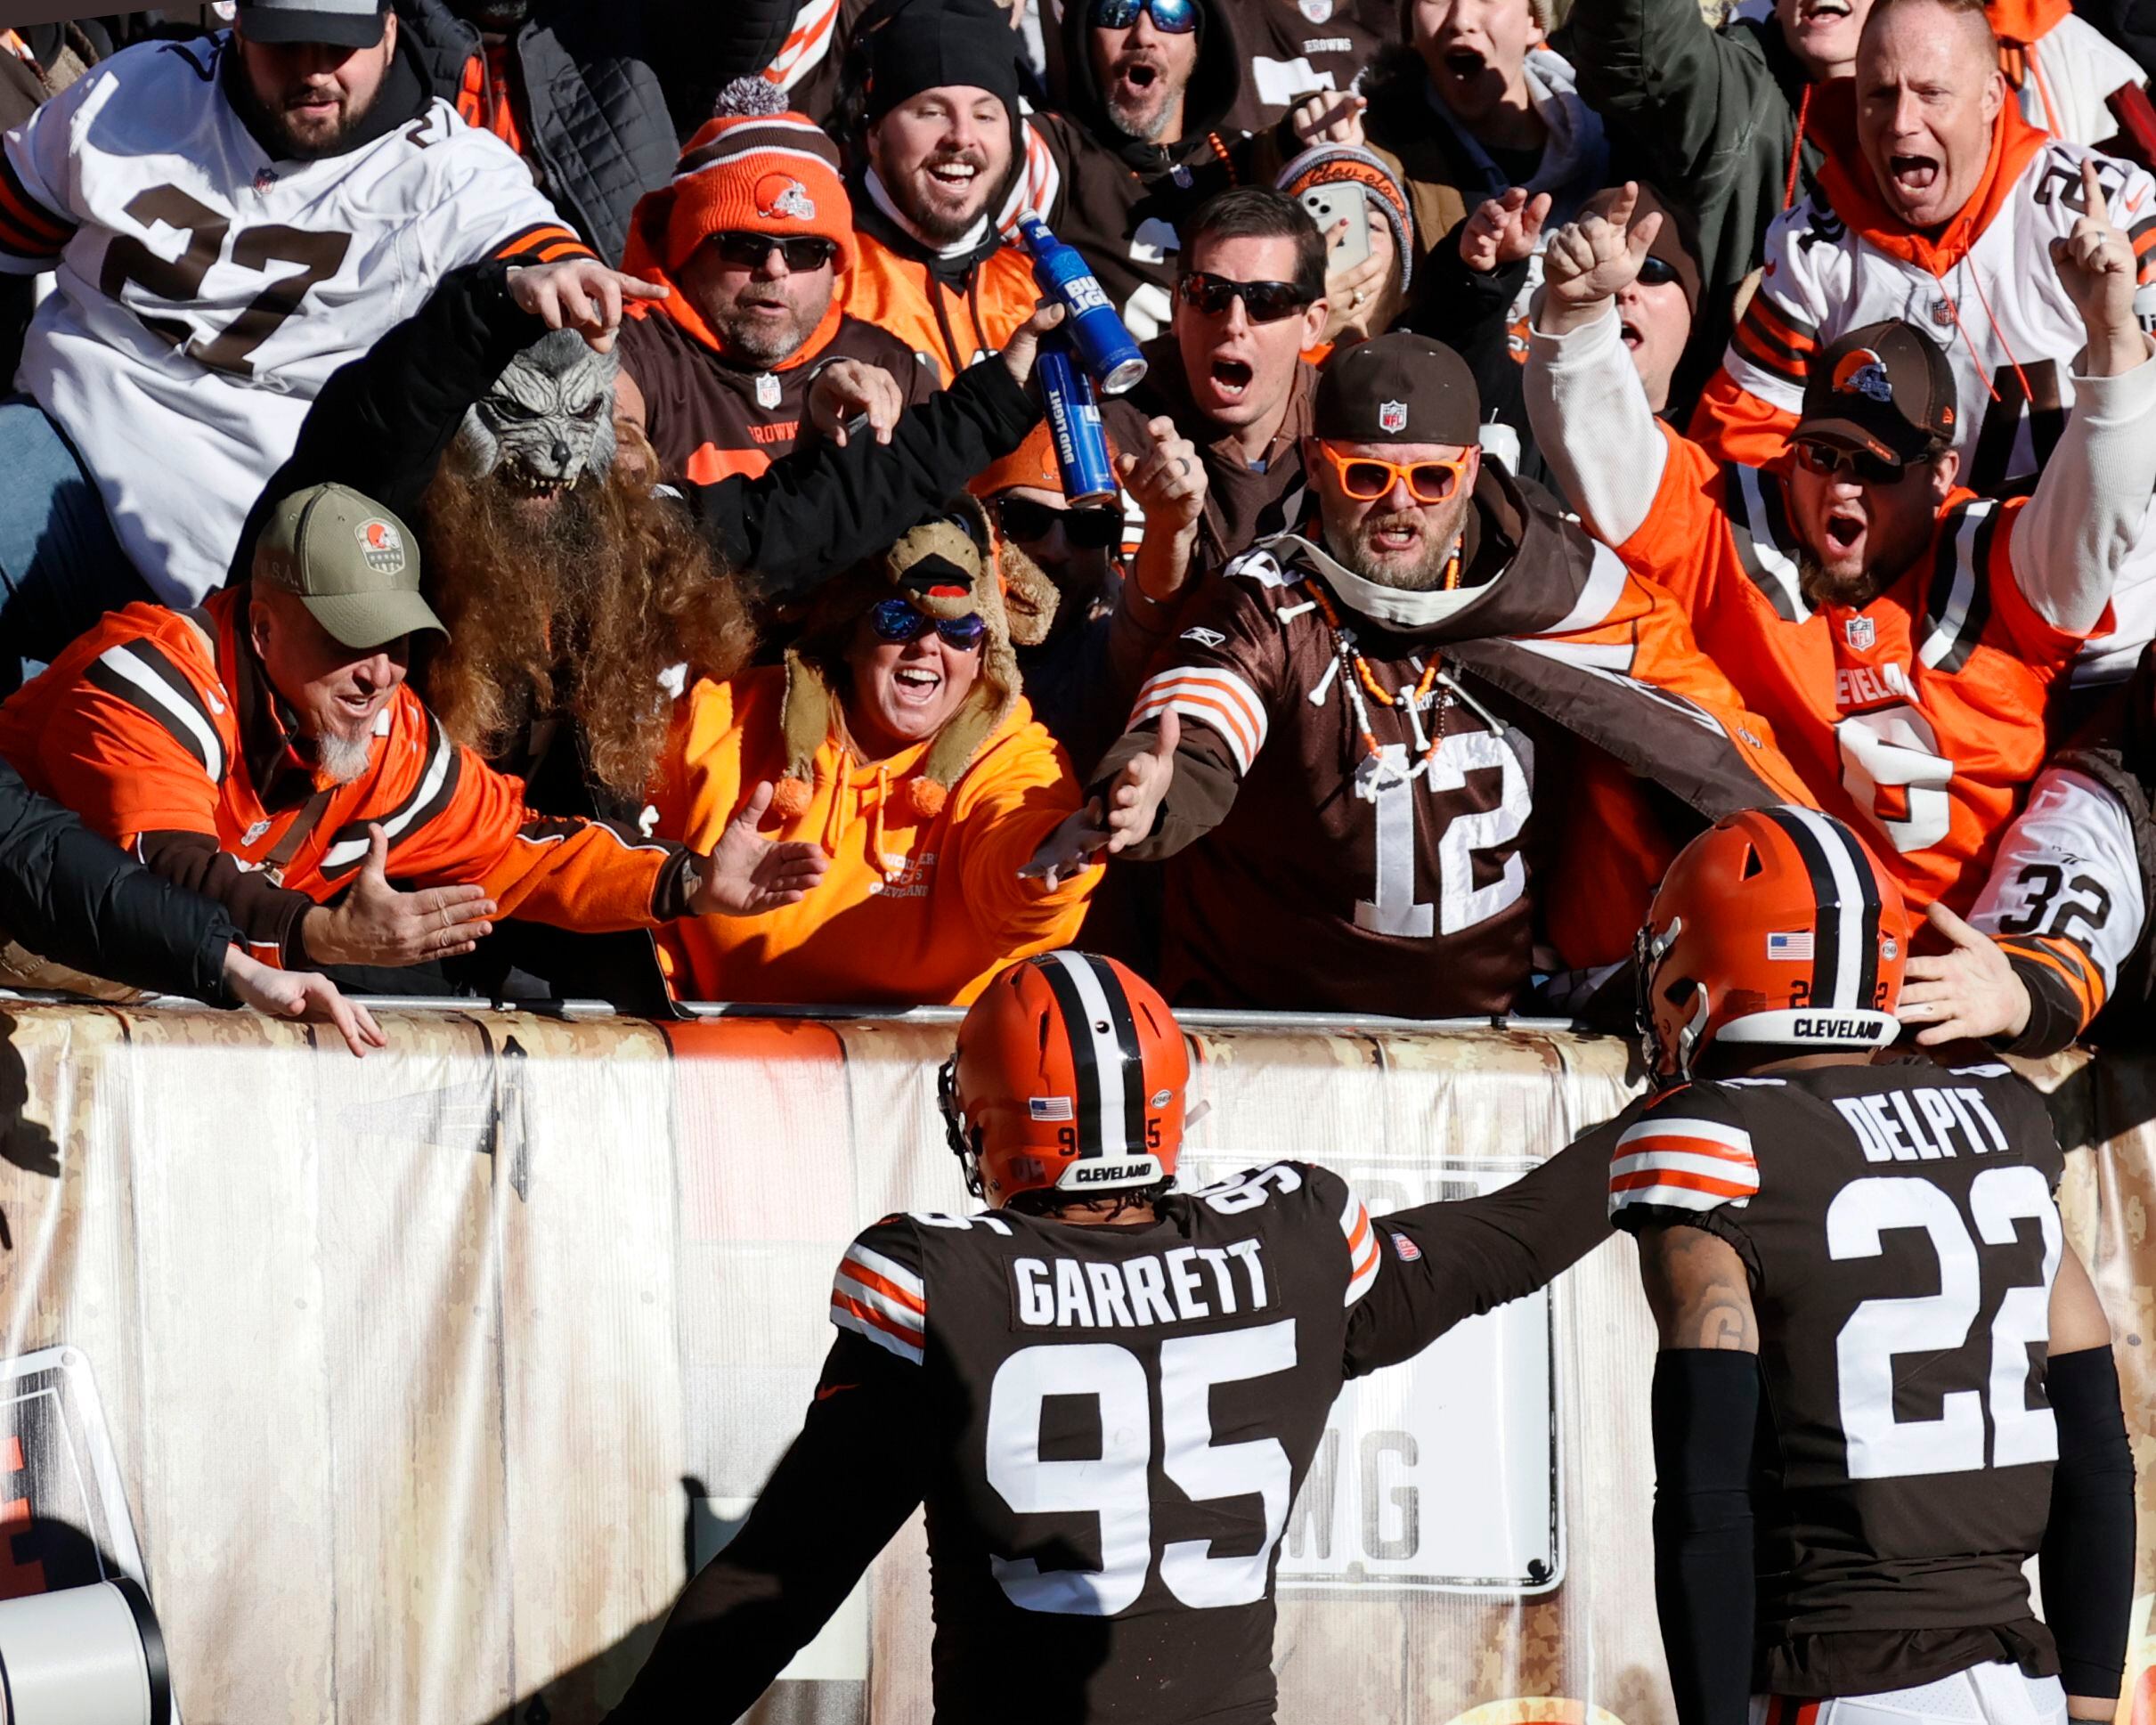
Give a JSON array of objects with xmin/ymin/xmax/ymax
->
[{"xmin": 866, "ymin": 0, "xmax": 1024, "ymax": 122}]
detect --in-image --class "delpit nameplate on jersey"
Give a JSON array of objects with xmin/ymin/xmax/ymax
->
[{"xmin": 1184, "ymin": 1152, "xmax": 1564, "ymax": 1594}]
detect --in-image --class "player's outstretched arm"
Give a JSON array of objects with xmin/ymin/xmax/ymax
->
[
  {"xmin": 1638, "ymin": 1223, "xmax": 1759, "ymax": 1725},
  {"xmin": 1344, "ymin": 1129, "xmax": 1615, "ymax": 1376},
  {"xmin": 604, "ymin": 1334, "xmax": 926, "ymax": 1722},
  {"xmin": 2041, "ymin": 1247, "xmax": 2134, "ymax": 1721}
]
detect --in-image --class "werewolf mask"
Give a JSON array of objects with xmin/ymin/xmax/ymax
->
[{"xmin": 452, "ymin": 329, "xmax": 617, "ymax": 500}]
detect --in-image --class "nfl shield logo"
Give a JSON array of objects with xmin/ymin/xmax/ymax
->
[
  {"xmin": 755, "ymin": 372, "xmax": 781, "ymax": 410},
  {"xmin": 1299, "ymin": 0, "xmax": 1334, "ymax": 17},
  {"xmin": 1844, "ymin": 616, "xmax": 1875, "ymax": 650},
  {"xmin": 1378, "ymin": 399, "xmax": 1408, "ymax": 434}
]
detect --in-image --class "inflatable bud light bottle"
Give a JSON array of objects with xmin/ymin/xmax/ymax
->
[
  {"xmin": 1019, "ymin": 217, "xmax": 1148, "ymax": 395},
  {"xmin": 1036, "ymin": 335, "xmax": 1119, "ymax": 507}
]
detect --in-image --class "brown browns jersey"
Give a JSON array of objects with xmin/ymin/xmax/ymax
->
[
  {"xmin": 1607, "ymin": 1060, "xmax": 2071, "ymax": 1697},
  {"xmin": 615, "ymin": 307, "xmax": 935, "ymax": 487}
]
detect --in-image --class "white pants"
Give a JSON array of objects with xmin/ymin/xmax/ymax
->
[{"xmin": 1753, "ymin": 1664, "xmax": 2069, "ymax": 1725}]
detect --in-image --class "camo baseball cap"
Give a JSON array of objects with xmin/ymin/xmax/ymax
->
[{"xmin": 253, "ymin": 484, "xmax": 444, "ymax": 651}]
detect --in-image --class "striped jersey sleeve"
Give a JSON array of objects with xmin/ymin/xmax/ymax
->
[
  {"xmin": 1607, "ymin": 1086, "xmax": 1761, "ymax": 1225},
  {"xmin": 830, "ymin": 1218, "xmax": 929, "ymax": 1365},
  {"xmin": 0, "ymin": 63, "xmax": 84, "ymax": 271},
  {"xmin": 1338, "ymin": 1182, "xmax": 1381, "ymax": 1307},
  {"xmin": 1120, "ymin": 563, "xmax": 1285, "ymax": 778}
]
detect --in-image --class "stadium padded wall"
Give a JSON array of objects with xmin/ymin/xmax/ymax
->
[{"xmin": 0, "ymin": 1002, "xmax": 2144, "ymax": 1724}]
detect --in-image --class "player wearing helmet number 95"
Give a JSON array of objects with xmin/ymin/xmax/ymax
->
[
  {"xmin": 1615, "ymin": 807, "xmax": 2132, "ymax": 1725},
  {"xmin": 605, "ymin": 950, "xmax": 1619, "ymax": 1724}
]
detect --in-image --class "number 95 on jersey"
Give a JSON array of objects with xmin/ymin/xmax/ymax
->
[{"xmin": 1183, "ymin": 1151, "xmax": 1564, "ymax": 1594}]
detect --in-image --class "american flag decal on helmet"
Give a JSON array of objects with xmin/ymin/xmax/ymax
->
[{"xmin": 1607, "ymin": 1116, "xmax": 1760, "ymax": 1216}]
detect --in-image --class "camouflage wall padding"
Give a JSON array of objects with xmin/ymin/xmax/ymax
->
[{"xmin": 0, "ymin": 1001, "xmax": 2143, "ymax": 1724}]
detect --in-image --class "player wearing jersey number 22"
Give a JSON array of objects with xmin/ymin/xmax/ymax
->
[
  {"xmin": 1612, "ymin": 806, "xmax": 2134, "ymax": 1725},
  {"xmin": 606, "ymin": 950, "xmax": 1617, "ymax": 1723}
]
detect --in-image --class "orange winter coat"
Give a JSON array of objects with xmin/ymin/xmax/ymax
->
[{"xmin": 653, "ymin": 666, "xmax": 1099, "ymax": 1005}]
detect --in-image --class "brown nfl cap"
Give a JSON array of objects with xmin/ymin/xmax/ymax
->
[
  {"xmin": 1797, "ymin": 321, "xmax": 1958, "ymax": 466},
  {"xmin": 236, "ymin": 0, "xmax": 389, "ymax": 49},
  {"xmin": 1312, "ymin": 333, "xmax": 1481, "ymax": 446},
  {"xmin": 254, "ymin": 484, "xmax": 445, "ymax": 651}
]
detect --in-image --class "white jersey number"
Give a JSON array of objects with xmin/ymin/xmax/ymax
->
[
  {"xmin": 1835, "ymin": 702, "xmax": 1954, "ymax": 854},
  {"xmin": 1354, "ymin": 728, "xmax": 1533, "ymax": 939},
  {"xmin": 1827, "ymin": 1165, "xmax": 2061, "ymax": 1479},
  {"xmin": 986, "ymin": 1320, "xmax": 1298, "ymax": 1615}
]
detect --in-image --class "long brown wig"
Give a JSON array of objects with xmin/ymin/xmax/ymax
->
[{"xmin": 417, "ymin": 423, "xmax": 755, "ymax": 799}]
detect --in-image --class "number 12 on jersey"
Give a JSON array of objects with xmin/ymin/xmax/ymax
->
[{"xmin": 986, "ymin": 1321, "xmax": 1298, "ymax": 1615}]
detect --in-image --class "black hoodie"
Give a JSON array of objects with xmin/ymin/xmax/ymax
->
[{"xmin": 1030, "ymin": 0, "xmax": 1275, "ymax": 332}]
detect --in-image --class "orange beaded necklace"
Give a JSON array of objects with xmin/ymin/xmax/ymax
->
[{"xmin": 1300, "ymin": 563, "xmax": 1460, "ymax": 775}]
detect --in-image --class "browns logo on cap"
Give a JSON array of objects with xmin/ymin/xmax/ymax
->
[{"xmin": 1796, "ymin": 321, "xmax": 1957, "ymax": 467}]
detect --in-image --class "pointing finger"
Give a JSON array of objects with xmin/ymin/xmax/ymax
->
[
  {"xmin": 1627, "ymin": 208, "xmax": 1664, "ymax": 260},
  {"xmin": 2081, "ymin": 156, "xmax": 2108, "ymax": 225},
  {"xmin": 1152, "ymin": 708, "xmax": 1181, "ymax": 761}
]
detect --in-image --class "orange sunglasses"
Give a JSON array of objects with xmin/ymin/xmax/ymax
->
[{"xmin": 1315, "ymin": 442, "xmax": 1471, "ymax": 504}]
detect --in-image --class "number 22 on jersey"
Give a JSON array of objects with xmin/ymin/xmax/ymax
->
[
  {"xmin": 986, "ymin": 1320, "xmax": 1298, "ymax": 1615},
  {"xmin": 1830, "ymin": 1163, "xmax": 2062, "ymax": 1478}
]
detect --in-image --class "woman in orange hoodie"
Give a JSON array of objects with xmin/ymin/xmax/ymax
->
[{"xmin": 653, "ymin": 497, "xmax": 1102, "ymax": 1005}]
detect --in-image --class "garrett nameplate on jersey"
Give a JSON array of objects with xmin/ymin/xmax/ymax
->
[{"xmin": 1183, "ymin": 1151, "xmax": 1564, "ymax": 1593}]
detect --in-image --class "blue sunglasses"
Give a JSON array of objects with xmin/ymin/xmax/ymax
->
[
  {"xmin": 1087, "ymin": 0, "xmax": 1198, "ymax": 31},
  {"xmin": 870, "ymin": 598, "xmax": 988, "ymax": 650}
]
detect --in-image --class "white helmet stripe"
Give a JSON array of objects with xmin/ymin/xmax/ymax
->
[{"xmin": 1779, "ymin": 805, "xmax": 1870, "ymax": 1010}]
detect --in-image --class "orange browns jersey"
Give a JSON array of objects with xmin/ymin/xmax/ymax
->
[
  {"xmin": 841, "ymin": 227, "xmax": 1042, "ymax": 386},
  {"xmin": 1607, "ymin": 1062, "xmax": 2071, "ymax": 1697},
  {"xmin": 0, "ymin": 589, "xmax": 696, "ymax": 964},
  {"xmin": 1613, "ymin": 427, "xmax": 2099, "ymax": 913}
]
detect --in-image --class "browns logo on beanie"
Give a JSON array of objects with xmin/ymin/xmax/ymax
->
[{"xmin": 658, "ymin": 77, "xmax": 856, "ymax": 275}]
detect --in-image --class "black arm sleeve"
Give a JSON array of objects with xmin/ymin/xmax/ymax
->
[
  {"xmin": 696, "ymin": 356, "xmax": 1042, "ymax": 604},
  {"xmin": 1344, "ymin": 1127, "xmax": 1615, "ymax": 1375},
  {"xmin": 232, "ymin": 263, "xmax": 533, "ymax": 585},
  {"xmin": 1651, "ymin": 1347, "xmax": 1759, "ymax": 1725},
  {"xmin": 605, "ymin": 1331, "xmax": 929, "ymax": 1723},
  {"xmin": 135, "ymin": 830, "xmax": 319, "ymax": 968},
  {"xmin": 2003, "ymin": 948, "xmax": 2099, "ymax": 1060},
  {"xmin": 2040, "ymin": 1343, "xmax": 2136, "ymax": 1699},
  {"xmin": 0, "ymin": 763, "xmax": 240, "ymax": 1005}
]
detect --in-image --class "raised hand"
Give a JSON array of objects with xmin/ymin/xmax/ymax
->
[
  {"xmin": 222, "ymin": 945, "xmax": 387, "ymax": 1058},
  {"xmin": 1896, "ymin": 900, "xmax": 2032, "ymax": 1046},
  {"xmin": 1539, "ymin": 181, "xmax": 1663, "ymax": 330},
  {"xmin": 691, "ymin": 781, "xmax": 832, "ymax": 915},
  {"xmin": 1117, "ymin": 416, "xmax": 1207, "ymax": 533},
  {"xmin": 301, "ymin": 826, "xmax": 496, "ymax": 968},
  {"xmin": 998, "ymin": 297, "xmax": 1070, "ymax": 391},
  {"xmin": 1460, "ymin": 187, "xmax": 1552, "ymax": 274},
  {"xmin": 808, "ymin": 358, "xmax": 907, "ymax": 448},
  {"xmin": 507, "ymin": 259, "xmax": 669, "ymax": 353},
  {"xmin": 1020, "ymin": 711, "xmax": 1179, "ymax": 889},
  {"xmin": 1322, "ymin": 213, "xmax": 1392, "ymax": 346},
  {"xmin": 2049, "ymin": 157, "xmax": 2146, "ymax": 370},
  {"xmin": 1290, "ymin": 90, "xmax": 1367, "ymax": 148}
]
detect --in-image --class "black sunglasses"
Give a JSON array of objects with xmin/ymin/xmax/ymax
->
[
  {"xmin": 1794, "ymin": 437, "xmax": 1909, "ymax": 486},
  {"xmin": 708, "ymin": 232, "xmax": 841, "ymax": 272},
  {"xmin": 1175, "ymin": 272, "xmax": 1311, "ymax": 323},
  {"xmin": 870, "ymin": 597, "xmax": 988, "ymax": 650},
  {"xmin": 997, "ymin": 494, "xmax": 1124, "ymax": 549},
  {"xmin": 1636, "ymin": 256, "xmax": 1680, "ymax": 289}
]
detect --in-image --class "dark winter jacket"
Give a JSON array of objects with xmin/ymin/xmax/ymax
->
[
  {"xmin": 1032, "ymin": 0, "xmax": 1273, "ymax": 330},
  {"xmin": 232, "ymin": 263, "xmax": 1041, "ymax": 607},
  {"xmin": 1564, "ymin": 0, "xmax": 1823, "ymax": 388},
  {"xmin": 394, "ymin": 0, "xmax": 798, "ymax": 263},
  {"xmin": 0, "ymin": 755, "xmax": 240, "ymax": 1005}
]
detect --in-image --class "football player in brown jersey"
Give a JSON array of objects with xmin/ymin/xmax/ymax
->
[
  {"xmin": 1610, "ymin": 805, "xmax": 2133, "ymax": 1725},
  {"xmin": 605, "ymin": 949, "xmax": 1623, "ymax": 1723}
]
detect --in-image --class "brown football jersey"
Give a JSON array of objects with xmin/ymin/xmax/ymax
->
[{"xmin": 1608, "ymin": 1059, "xmax": 2071, "ymax": 1697}]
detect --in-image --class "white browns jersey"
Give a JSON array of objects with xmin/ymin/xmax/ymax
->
[
  {"xmin": 0, "ymin": 35, "xmax": 591, "ymax": 605},
  {"xmin": 2015, "ymin": 12, "xmax": 2149, "ymax": 147},
  {"xmin": 1968, "ymin": 762, "xmax": 2146, "ymax": 1028},
  {"xmin": 1710, "ymin": 134, "xmax": 2156, "ymax": 685}
]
